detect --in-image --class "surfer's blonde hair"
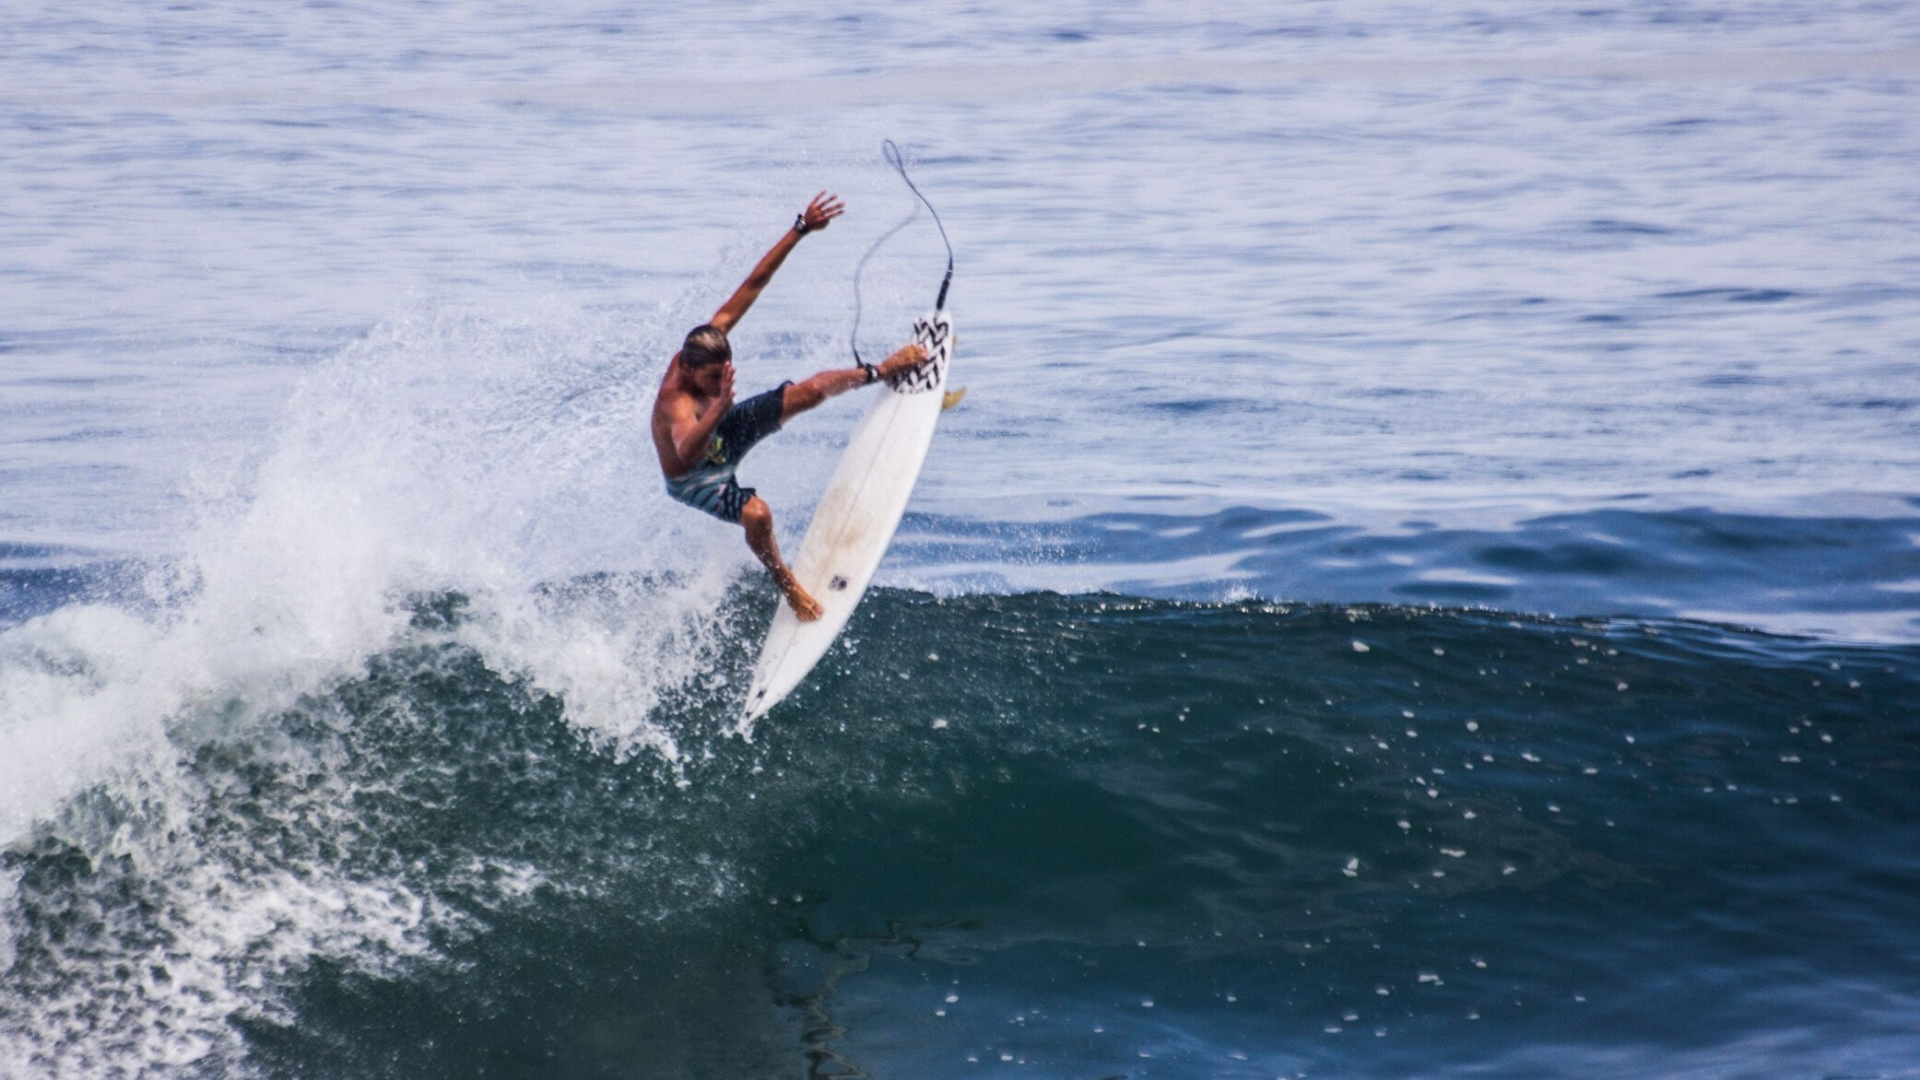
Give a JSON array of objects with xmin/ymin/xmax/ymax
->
[{"xmin": 681, "ymin": 324, "xmax": 731, "ymax": 368}]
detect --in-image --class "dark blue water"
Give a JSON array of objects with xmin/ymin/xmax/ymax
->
[{"xmin": 894, "ymin": 503, "xmax": 1920, "ymax": 639}]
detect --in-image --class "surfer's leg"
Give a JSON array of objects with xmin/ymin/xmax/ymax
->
[
  {"xmin": 739, "ymin": 495, "xmax": 823, "ymax": 622},
  {"xmin": 781, "ymin": 344, "xmax": 934, "ymax": 422},
  {"xmin": 716, "ymin": 384, "xmax": 790, "ymax": 463},
  {"xmin": 779, "ymin": 367, "xmax": 876, "ymax": 422}
]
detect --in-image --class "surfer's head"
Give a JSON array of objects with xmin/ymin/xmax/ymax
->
[{"xmin": 681, "ymin": 324, "xmax": 732, "ymax": 370}]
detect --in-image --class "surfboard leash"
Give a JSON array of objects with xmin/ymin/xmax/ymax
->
[
  {"xmin": 849, "ymin": 139, "xmax": 955, "ymax": 371},
  {"xmin": 882, "ymin": 139, "xmax": 955, "ymax": 312}
]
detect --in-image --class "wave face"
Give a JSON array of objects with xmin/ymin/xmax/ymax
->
[{"xmin": 3, "ymin": 587, "xmax": 1913, "ymax": 1079}]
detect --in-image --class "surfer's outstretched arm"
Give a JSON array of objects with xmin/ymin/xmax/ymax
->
[
  {"xmin": 778, "ymin": 343, "xmax": 928, "ymax": 422},
  {"xmin": 710, "ymin": 192, "xmax": 845, "ymax": 334}
]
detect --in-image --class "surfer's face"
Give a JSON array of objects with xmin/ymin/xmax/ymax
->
[{"xmin": 687, "ymin": 358, "xmax": 730, "ymax": 395}]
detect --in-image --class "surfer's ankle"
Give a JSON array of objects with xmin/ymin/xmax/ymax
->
[{"xmin": 785, "ymin": 583, "xmax": 823, "ymax": 621}]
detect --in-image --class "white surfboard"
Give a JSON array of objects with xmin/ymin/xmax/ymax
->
[{"xmin": 741, "ymin": 309, "xmax": 954, "ymax": 726}]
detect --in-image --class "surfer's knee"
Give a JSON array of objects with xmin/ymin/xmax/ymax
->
[{"xmin": 739, "ymin": 495, "xmax": 774, "ymax": 536}]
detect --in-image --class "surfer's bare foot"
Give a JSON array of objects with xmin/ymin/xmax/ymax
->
[
  {"xmin": 741, "ymin": 497, "xmax": 820, "ymax": 620},
  {"xmin": 879, "ymin": 343, "xmax": 928, "ymax": 379},
  {"xmin": 782, "ymin": 579, "xmax": 824, "ymax": 622}
]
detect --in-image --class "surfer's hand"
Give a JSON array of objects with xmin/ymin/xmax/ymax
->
[
  {"xmin": 879, "ymin": 343, "xmax": 928, "ymax": 379},
  {"xmin": 798, "ymin": 191, "xmax": 844, "ymax": 234},
  {"xmin": 714, "ymin": 365, "xmax": 735, "ymax": 413}
]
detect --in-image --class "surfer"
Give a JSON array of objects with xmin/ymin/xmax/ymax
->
[{"xmin": 652, "ymin": 192, "xmax": 929, "ymax": 622}]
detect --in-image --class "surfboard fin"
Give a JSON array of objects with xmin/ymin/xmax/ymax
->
[{"xmin": 942, "ymin": 387, "xmax": 968, "ymax": 411}]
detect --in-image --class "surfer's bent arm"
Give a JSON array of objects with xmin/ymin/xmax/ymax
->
[
  {"xmin": 667, "ymin": 363, "xmax": 733, "ymax": 470},
  {"xmin": 709, "ymin": 192, "xmax": 845, "ymax": 334}
]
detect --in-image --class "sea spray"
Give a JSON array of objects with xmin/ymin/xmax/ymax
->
[{"xmin": 0, "ymin": 295, "xmax": 837, "ymax": 1076}]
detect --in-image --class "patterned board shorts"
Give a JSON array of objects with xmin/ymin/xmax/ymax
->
[{"xmin": 664, "ymin": 383, "xmax": 789, "ymax": 524}]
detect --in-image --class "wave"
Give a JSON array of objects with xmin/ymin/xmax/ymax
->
[
  {"xmin": 1, "ymin": 295, "xmax": 1914, "ymax": 1077},
  {"xmin": 890, "ymin": 501, "xmax": 1920, "ymax": 643},
  {"xmin": 2, "ymin": 585, "xmax": 1914, "ymax": 1078}
]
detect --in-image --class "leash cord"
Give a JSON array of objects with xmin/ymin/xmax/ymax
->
[
  {"xmin": 883, "ymin": 139, "xmax": 955, "ymax": 311},
  {"xmin": 848, "ymin": 203, "xmax": 919, "ymax": 368},
  {"xmin": 849, "ymin": 139, "xmax": 954, "ymax": 366}
]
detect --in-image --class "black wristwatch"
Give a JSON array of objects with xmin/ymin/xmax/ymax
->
[{"xmin": 793, "ymin": 212, "xmax": 810, "ymax": 235}]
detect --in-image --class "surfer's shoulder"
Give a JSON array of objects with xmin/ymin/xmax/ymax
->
[{"xmin": 654, "ymin": 352, "xmax": 687, "ymax": 404}]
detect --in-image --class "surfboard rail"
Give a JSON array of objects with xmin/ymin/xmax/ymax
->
[{"xmin": 740, "ymin": 309, "xmax": 954, "ymax": 728}]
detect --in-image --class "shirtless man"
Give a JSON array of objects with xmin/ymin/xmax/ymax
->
[{"xmin": 651, "ymin": 192, "xmax": 928, "ymax": 621}]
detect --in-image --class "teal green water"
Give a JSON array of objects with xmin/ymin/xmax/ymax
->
[{"xmin": 6, "ymin": 589, "xmax": 1912, "ymax": 1078}]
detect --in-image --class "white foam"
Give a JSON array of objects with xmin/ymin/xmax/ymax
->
[{"xmin": 0, "ymin": 294, "xmax": 798, "ymax": 1075}]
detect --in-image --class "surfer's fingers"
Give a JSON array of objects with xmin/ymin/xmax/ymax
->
[{"xmin": 803, "ymin": 192, "xmax": 845, "ymax": 230}]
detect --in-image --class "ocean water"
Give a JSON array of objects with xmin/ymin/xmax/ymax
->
[{"xmin": 3, "ymin": 2, "xmax": 1919, "ymax": 1077}]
